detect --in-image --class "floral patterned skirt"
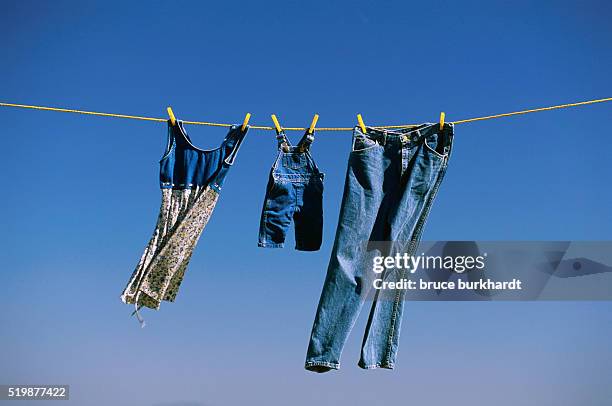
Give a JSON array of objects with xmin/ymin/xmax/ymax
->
[{"xmin": 121, "ymin": 186, "xmax": 219, "ymax": 311}]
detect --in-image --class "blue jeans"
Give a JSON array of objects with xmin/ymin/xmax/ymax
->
[
  {"xmin": 258, "ymin": 131, "xmax": 324, "ymax": 251},
  {"xmin": 305, "ymin": 123, "xmax": 454, "ymax": 371}
]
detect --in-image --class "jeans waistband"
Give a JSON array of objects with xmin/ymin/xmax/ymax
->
[{"xmin": 355, "ymin": 123, "xmax": 454, "ymax": 146}]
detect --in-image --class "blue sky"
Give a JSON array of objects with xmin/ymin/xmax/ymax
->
[{"xmin": 0, "ymin": 1, "xmax": 611, "ymax": 405}]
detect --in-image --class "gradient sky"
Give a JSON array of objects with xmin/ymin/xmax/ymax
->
[{"xmin": 1, "ymin": 1, "xmax": 611, "ymax": 405}]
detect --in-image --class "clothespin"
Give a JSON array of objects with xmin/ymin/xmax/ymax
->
[
  {"xmin": 357, "ymin": 114, "xmax": 366, "ymax": 133},
  {"xmin": 439, "ymin": 112, "xmax": 445, "ymax": 130},
  {"xmin": 167, "ymin": 107, "xmax": 176, "ymax": 126},
  {"xmin": 241, "ymin": 113, "xmax": 251, "ymax": 131},
  {"xmin": 308, "ymin": 114, "xmax": 319, "ymax": 134},
  {"xmin": 271, "ymin": 114, "xmax": 282, "ymax": 134}
]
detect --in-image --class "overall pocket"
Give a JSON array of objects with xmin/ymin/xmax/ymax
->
[{"xmin": 282, "ymin": 153, "xmax": 307, "ymax": 169}]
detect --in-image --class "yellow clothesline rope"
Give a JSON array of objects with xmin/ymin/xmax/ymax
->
[{"xmin": 1, "ymin": 97, "xmax": 611, "ymax": 131}]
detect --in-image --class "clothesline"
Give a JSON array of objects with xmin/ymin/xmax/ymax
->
[{"xmin": 1, "ymin": 97, "xmax": 611, "ymax": 132}]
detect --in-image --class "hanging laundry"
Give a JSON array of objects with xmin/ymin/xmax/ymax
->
[
  {"xmin": 120, "ymin": 120, "xmax": 248, "ymax": 323},
  {"xmin": 258, "ymin": 129, "xmax": 324, "ymax": 251},
  {"xmin": 305, "ymin": 123, "xmax": 454, "ymax": 371}
]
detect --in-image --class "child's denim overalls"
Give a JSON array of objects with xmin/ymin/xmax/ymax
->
[{"xmin": 258, "ymin": 130, "xmax": 324, "ymax": 251}]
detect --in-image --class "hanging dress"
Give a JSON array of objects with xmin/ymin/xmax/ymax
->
[{"xmin": 121, "ymin": 120, "xmax": 248, "ymax": 321}]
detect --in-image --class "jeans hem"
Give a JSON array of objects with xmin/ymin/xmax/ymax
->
[
  {"xmin": 258, "ymin": 242, "xmax": 284, "ymax": 248},
  {"xmin": 358, "ymin": 361, "xmax": 395, "ymax": 370},
  {"xmin": 304, "ymin": 361, "xmax": 340, "ymax": 373}
]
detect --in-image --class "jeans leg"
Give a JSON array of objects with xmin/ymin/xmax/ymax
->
[
  {"xmin": 359, "ymin": 127, "xmax": 453, "ymax": 369},
  {"xmin": 305, "ymin": 146, "xmax": 386, "ymax": 372}
]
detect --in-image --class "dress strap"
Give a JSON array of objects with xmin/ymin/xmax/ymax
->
[
  {"xmin": 223, "ymin": 125, "xmax": 249, "ymax": 165},
  {"xmin": 159, "ymin": 120, "xmax": 177, "ymax": 160},
  {"xmin": 175, "ymin": 120, "xmax": 195, "ymax": 146},
  {"xmin": 208, "ymin": 125, "xmax": 249, "ymax": 192}
]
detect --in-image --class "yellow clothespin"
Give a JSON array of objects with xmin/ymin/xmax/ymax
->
[
  {"xmin": 308, "ymin": 114, "xmax": 319, "ymax": 134},
  {"xmin": 167, "ymin": 107, "xmax": 176, "ymax": 126},
  {"xmin": 241, "ymin": 113, "xmax": 251, "ymax": 131},
  {"xmin": 357, "ymin": 114, "xmax": 366, "ymax": 133},
  {"xmin": 439, "ymin": 112, "xmax": 445, "ymax": 130},
  {"xmin": 271, "ymin": 114, "xmax": 282, "ymax": 134}
]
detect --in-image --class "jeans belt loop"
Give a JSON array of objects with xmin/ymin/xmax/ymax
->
[{"xmin": 382, "ymin": 130, "xmax": 388, "ymax": 146}]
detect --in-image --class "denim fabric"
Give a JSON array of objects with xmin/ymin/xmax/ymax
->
[
  {"xmin": 305, "ymin": 123, "xmax": 454, "ymax": 371},
  {"xmin": 258, "ymin": 130, "xmax": 324, "ymax": 251},
  {"xmin": 160, "ymin": 120, "xmax": 248, "ymax": 193}
]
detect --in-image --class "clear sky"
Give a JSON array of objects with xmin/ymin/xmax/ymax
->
[{"xmin": 1, "ymin": 1, "xmax": 611, "ymax": 405}]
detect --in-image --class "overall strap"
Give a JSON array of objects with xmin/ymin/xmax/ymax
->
[
  {"xmin": 276, "ymin": 130, "xmax": 291, "ymax": 152},
  {"xmin": 296, "ymin": 129, "xmax": 315, "ymax": 152}
]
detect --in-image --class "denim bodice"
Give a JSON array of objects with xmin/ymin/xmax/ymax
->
[{"xmin": 159, "ymin": 121, "xmax": 248, "ymax": 192}]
